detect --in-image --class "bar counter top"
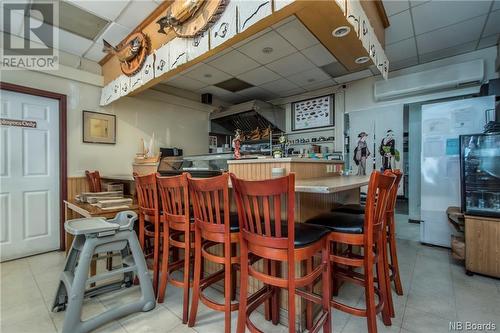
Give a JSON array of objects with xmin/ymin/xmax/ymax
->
[
  {"xmin": 294, "ymin": 175, "xmax": 369, "ymax": 193},
  {"xmin": 227, "ymin": 157, "xmax": 344, "ymax": 164}
]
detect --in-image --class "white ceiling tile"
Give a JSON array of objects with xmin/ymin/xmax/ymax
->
[
  {"xmin": 184, "ymin": 63, "xmax": 232, "ymax": 85},
  {"xmin": 385, "ymin": 37, "xmax": 417, "ymax": 62},
  {"xmin": 281, "ymin": 87, "xmax": 306, "ymax": 97},
  {"xmin": 208, "ymin": 49, "xmax": 260, "ymax": 76},
  {"xmin": 100, "ymin": 22, "xmax": 130, "ymax": 46},
  {"xmin": 389, "ymin": 56, "xmax": 418, "ymax": 71},
  {"xmin": 260, "ymin": 78, "xmax": 299, "ymax": 93},
  {"xmin": 163, "ymin": 75, "xmax": 207, "ymax": 91},
  {"xmin": 419, "ymin": 41, "xmax": 477, "ymax": 63},
  {"xmin": 84, "ymin": 42, "xmax": 106, "ymax": 62},
  {"xmin": 198, "ymin": 85, "xmax": 242, "ymax": 102},
  {"xmin": 301, "ymin": 44, "xmax": 337, "ymax": 67},
  {"xmin": 416, "ymin": 15, "xmax": 486, "ymax": 54},
  {"xmin": 116, "ymin": 1, "xmax": 159, "ymax": 30},
  {"xmin": 477, "ymin": 33, "xmax": 499, "ymax": 49},
  {"xmin": 236, "ymin": 66, "xmax": 282, "ymax": 86},
  {"xmin": 265, "ymin": 52, "xmax": 315, "ymax": 77},
  {"xmin": 412, "ymin": 1, "xmax": 491, "ymax": 35},
  {"xmin": 58, "ymin": 28, "xmax": 93, "ymax": 56},
  {"xmin": 334, "ymin": 69, "xmax": 373, "ymax": 84},
  {"xmin": 68, "ymin": 0, "xmax": 130, "ymax": 21},
  {"xmin": 382, "ymin": 0, "xmax": 410, "ymax": 16},
  {"xmin": 237, "ymin": 87, "xmax": 279, "ymax": 100},
  {"xmin": 483, "ymin": 9, "xmax": 500, "ymax": 37},
  {"xmin": 237, "ymin": 30, "xmax": 295, "ymax": 64},
  {"xmin": 385, "ymin": 10, "xmax": 413, "ymax": 45},
  {"xmin": 286, "ymin": 68, "xmax": 331, "ymax": 87},
  {"xmin": 410, "ymin": 0, "xmax": 431, "ymax": 8},
  {"xmin": 302, "ymin": 79, "xmax": 337, "ymax": 91},
  {"xmin": 1, "ymin": 7, "xmax": 24, "ymax": 36},
  {"xmin": 275, "ymin": 18, "xmax": 318, "ymax": 50},
  {"xmin": 231, "ymin": 28, "xmax": 272, "ymax": 49}
]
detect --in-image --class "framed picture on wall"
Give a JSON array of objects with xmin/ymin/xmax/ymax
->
[
  {"xmin": 292, "ymin": 95, "xmax": 334, "ymax": 131},
  {"xmin": 83, "ymin": 111, "xmax": 116, "ymax": 144}
]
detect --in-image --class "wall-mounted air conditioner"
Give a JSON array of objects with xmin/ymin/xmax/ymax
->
[{"xmin": 374, "ymin": 60, "xmax": 485, "ymax": 101}]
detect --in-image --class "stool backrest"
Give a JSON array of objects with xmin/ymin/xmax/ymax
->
[
  {"xmin": 383, "ymin": 169, "xmax": 403, "ymax": 214},
  {"xmin": 230, "ymin": 173, "xmax": 295, "ymax": 250},
  {"xmin": 133, "ymin": 172, "xmax": 158, "ymax": 216},
  {"xmin": 85, "ymin": 170, "xmax": 102, "ymax": 192},
  {"xmin": 157, "ymin": 173, "xmax": 189, "ymax": 226},
  {"xmin": 364, "ymin": 171, "xmax": 395, "ymax": 238},
  {"xmin": 187, "ymin": 173, "xmax": 231, "ymax": 235}
]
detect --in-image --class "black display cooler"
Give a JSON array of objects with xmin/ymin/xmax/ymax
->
[{"xmin": 460, "ymin": 133, "xmax": 500, "ymax": 217}]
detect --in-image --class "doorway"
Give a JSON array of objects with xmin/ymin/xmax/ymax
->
[{"xmin": 0, "ymin": 83, "xmax": 67, "ymax": 261}]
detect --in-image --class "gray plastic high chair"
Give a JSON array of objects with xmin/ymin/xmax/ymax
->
[{"xmin": 52, "ymin": 211, "xmax": 155, "ymax": 333}]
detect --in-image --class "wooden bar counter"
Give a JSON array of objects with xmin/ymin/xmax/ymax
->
[{"xmin": 226, "ymin": 157, "xmax": 369, "ymax": 330}]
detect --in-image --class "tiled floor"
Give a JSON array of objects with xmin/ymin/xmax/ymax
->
[{"xmin": 1, "ymin": 238, "xmax": 499, "ymax": 333}]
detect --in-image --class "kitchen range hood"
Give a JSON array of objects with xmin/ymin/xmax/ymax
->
[{"xmin": 210, "ymin": 100, "xmax": 285, "ymax": 135}]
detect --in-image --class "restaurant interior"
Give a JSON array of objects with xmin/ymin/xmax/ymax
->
[{"xmin": 1, "ymin": 0, "xmax": 499, "ymax": 332}]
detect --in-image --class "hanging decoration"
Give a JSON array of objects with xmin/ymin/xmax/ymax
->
[
  {"xmin": 156, "ymin": 0, "xmax": 229, "ymax": 38},
  {"xmin": 102, "ymin": 32, "xmax": 150, "ymax": 77}
]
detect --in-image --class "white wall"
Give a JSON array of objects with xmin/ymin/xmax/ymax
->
[
  {"xmin": 2, "ymin": 69, "xmax": 212, "ymax": 176},
  {"xmin": 272, "ymin": 46, "xmax": 499, "ymax": 154}
]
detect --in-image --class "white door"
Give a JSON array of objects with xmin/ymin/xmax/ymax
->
[{"xmin": 0, "ymin": 89, "xmax": 60, "ymax": 261}]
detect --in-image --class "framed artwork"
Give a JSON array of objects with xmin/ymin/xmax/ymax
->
[
  {"xmin": 83, "ymin": 111, "xmax": 116, "ymax": 144},
  {"xmin": 292, "ymin": 95, "xmax": 334, "ymax": 131}
]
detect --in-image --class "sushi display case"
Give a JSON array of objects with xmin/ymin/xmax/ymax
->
[{"xmin": 460, "ymin": 133, "xmax": 500, "ymax": 217}]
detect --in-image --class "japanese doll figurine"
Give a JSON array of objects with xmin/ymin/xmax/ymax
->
[{"xmin": 232, "ymin": 129, "xmax": 242, "ymax": 159}]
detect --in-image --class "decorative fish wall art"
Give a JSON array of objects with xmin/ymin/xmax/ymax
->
[{"xmin": 103, "ymin": 32, "xmax": 150, "ymax": 76}]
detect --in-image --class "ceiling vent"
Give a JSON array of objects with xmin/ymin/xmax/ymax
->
[
  {"xmin": 374, "ymin": 60, "xmax": 485, "ymax": 101},
  {"xmin": 215, "ymin": 78, "xmax": 254, "ymax": 92}
]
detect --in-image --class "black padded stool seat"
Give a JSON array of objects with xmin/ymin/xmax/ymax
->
[
  {"xmin": 229, "ymin": 212, "xmax": 240, "ymax": 232},
  {"xmin": 306, "ymin": 212, "xmax": 364, "ymax": 234},
  {"xmin": 331, "ymin": 203, "xmax": 365, "ymax": 214},
  {"xmin": 289, "ymin": 223, "xmax": 330, "ymax": 248}
]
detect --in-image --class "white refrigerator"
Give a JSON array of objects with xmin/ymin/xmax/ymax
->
[{"xmin": 420, "ymin": 96, "xmax": 495, "ymax": 247}]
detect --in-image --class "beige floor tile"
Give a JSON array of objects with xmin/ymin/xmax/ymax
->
[
  {"xmin": 341, "ymin": 315, "xmax": 401, "ymax": 333},
  {"xmin": 2, "ymin": 240, "xmax": 500, "ymax": 333},
  {"xmin": 50, "ymin": 297, "xmax": 109, "ymax": 331},
  {"xmin": 406, "ymin": 292, "xmax": 456, "ymax": 321},
  {"xmin": 0, "ymin": 308, "xmax": 56, "ymax": 333},
  {"xmin": 402, "ymin": 307, "xmax": 454, "ymax": 333},
  {"xmin": 119, "ymin": 306, "xmax": 181, "ymax": 333}
]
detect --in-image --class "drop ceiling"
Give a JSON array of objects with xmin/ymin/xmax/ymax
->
[
  {"xmin": 0, "ymin": 0, "xmax": 161, "ymax": 61},
  {"xmin": 161, "ymin": 16, "xmax": 342, "ymax": 104},
  {"xmin": 383, "ymin": 0, "xmax": 500, "ymax": 71},
  {"xmin": 1, "ymin": 0, "xmax": 498, "ymax": 103}
]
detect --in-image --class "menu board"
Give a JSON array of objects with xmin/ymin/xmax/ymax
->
[{"xmin": 292, "ymin": 95, "xmax": 334, "ymax": 131}]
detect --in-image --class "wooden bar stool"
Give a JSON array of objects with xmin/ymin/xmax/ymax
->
[
  {"xmin": 331, "ymin": 170, "xmax": 405, "ymax": 305},
  {"xmin": 156, "ymin": 173, "xmax": 193, "ymax": 324},
  {"xmin": 231, "ymin": 172, "xmax": 332, "ymax": 333},
  {"xmin": 85, "ymin": 170, "xmax": 113, "ymax": 272},
  {"xmin": 85, "ymin": 170, "xmax": 102, "ymax": 192},
  {"xmin": 187, "ymin": 173, "xmax": 240, "ymax": 333},
  {"xmin": 306, "ymin": 171, "xmax": 395, "ymax": 333},
  {"xmin": 133, "ymin": 172, "xmax": 161, "ymax": 296}
]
